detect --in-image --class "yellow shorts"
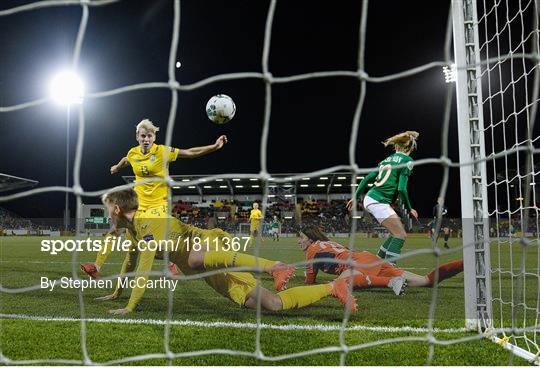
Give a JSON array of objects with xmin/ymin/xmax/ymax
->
[
  {"xmin": 205, "ymin": 271, "xmax": 257, "ymax": 306},
  {"xmin": 171, "ymin": 227, "xmax": 257, "ymax": 306},
  {"xmin": 250, "ymin": 223, "xmax": 261, "ymax": 234}
]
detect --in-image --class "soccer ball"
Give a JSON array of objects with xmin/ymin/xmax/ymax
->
[{"xmin": 206, "ymin": 94, "xmax": 236, "ymax": 124}]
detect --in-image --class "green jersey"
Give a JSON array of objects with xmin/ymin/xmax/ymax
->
[
  {"xmin": 271, "ymin": 220, "xmax": 279, "ymax": 230},
  {"xmin": 354, "ymin": 152, "xmax": 414, "ymax": 210}
]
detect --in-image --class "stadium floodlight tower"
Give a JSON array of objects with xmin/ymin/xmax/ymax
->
[
  {"xmin": 50, "ymin": 70, "xmax": 84, "ymax": 231},
  {"xmin": 442, "ymin": 63, "xmax": 456, "ymax": 83}
]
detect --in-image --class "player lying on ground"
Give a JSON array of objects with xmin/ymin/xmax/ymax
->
[
  {"xmin": 347, "ymin": 131, "xmax": 419, "ymax": 263},
  {"xmin": 299, "ymin": 225, "xmax": 463, "ymax": 293},
  {"xmin": 96, "ymin": 188, "xmax": 357, "ymax": 315},
  {"xmin": 80, "ymin": 119, "xmax": 228, "ymax": 278}
]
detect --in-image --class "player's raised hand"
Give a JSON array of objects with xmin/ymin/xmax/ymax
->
[
  {"xmin": 95, "ymin": 293, "xmax": 118, "ymax": 301},
  {"xmin": 409, "ymin": 209, "xmax": 419, "ymax": 221},
  {"xmin": 109, "ymin": 308, "xmax": 131, "ymax": 315},
  {"xmin": 110, "ymin": 164, "xmax": 119, "ymax": 174},
  {"xmin": 215, "ymin": 135, "xmax": 228, "ymax": 149}
]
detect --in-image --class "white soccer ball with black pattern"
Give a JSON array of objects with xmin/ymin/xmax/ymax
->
[{"xmin": 206, "ymin": 94, "xmax": 236, "ymax": 124}]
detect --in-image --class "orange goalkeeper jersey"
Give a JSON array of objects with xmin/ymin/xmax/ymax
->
[{"xmin": 304, "ymin": 240, "xmax": 383, "ymax": 284}]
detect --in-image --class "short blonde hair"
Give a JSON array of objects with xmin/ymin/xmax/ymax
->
[
  {"xmin": 102, "ymin": 189, "xmax": 139, "ymax": 212},
  {"xmin": 383, "ymin": 131, "xmax": 419, "ymax": 154},
  {"xmin": 136, "ymin": 119, "xmax": 160, "ymax": 135}
]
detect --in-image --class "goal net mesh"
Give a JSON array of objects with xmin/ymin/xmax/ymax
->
[
  {"xmin": 0, "ymin": 0, "xmax": 539, "ymax": 365},
  {"xmin": 476, "ymin": 0, "xmax": 540, "ymax": 359}
]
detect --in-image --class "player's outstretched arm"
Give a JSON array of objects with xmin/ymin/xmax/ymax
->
[
  {"xmin": 304, "ymin": 266, "xmax": 318, "ymax": 285},
  {"xmin": 95, "ymin": 247, "xmax": 138, "ymax": 301},
  {"xmin": 110, "ymin": 156, "xmax": 130, "ymax": 174},
  {"xmin": 347, "ymin": 171, "xmax": 377, "ymax": 211},
  {"xmin": 303, "ymin": 249, "xmax": 318, "ymax": 284},
  {"xmin": 177, "ymin": 135, "xmax": 228, "ymax": 158},
  {"xmin": 397, "ymin": 171, "xmax": 418, "ymax": 220},
  {"xmin": 95, "ymin": 293, "xmax": 118, "ymax": 302},
  {"xmin": 109, "ymin": 249, "xmax": 156, "ymax": 315}
]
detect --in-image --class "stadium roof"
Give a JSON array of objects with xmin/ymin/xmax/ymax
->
[
  {"xmin": 0, "ymin": 173, "xmax": 38, "ymax": 193},
  {"xmin": 122, "ymin": 172, "xmax": 365, "ymax": 196}
]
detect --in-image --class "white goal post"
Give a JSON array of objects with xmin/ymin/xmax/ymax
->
[
  {"xmin": 452, "ymin": 0, "xmax": 493, "ymax": 332},
  {"xmin": 452, "ymin": 0, "xmax": 540, "ymax": 363}
]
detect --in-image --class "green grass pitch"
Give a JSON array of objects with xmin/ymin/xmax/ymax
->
[{"xmin": 0, "ymin": 235, "xmax": 536, "ymax": 365}]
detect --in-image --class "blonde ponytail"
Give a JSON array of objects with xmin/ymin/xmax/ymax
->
[{"xmin": 382, "ymin": 131, "xmax": 419, "ymax": 154}]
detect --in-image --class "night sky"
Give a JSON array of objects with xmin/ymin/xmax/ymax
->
[{"xmin": 1, "ymin": 0, "xmax": 459, "ymax": 220}]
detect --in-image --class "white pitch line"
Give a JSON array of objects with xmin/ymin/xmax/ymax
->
[
  {"xmin": 0, "ymin": 260, "xmax": 420, "ymax": 268},
  {"xmin": 0, "ymin": 260, "xmax": 433, "ymax": 270},
  {"xmin": 0, "ymin": 313, "xmax": 468, "ymax": 334}
]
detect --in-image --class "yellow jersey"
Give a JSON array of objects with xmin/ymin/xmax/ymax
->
[
  {"xmin": 249, "ymin": 208, "xmax": 262, "ymax": 230},
  {"xmin": 123, "ymin": 210, "xmax": 254, "ymax": 310},
  {"xmin": 249, "ymin": 209, "xmax": 262, "ymax": 222},
  {"xmin": 124, "ymin": 208, "xmax": 195, "ymax": 311},
  {"xmin": 127, "ymin": 144, "xmax": 179, "ymax": 210}
]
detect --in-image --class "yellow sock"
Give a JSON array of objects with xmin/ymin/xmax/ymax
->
[
  {"xmin": 278, "ymin": 284, "xmax": 332, "ymax": 310},
  {"xmin": 203, "ymin": 250, "xmax": 276, "ymax": 270}
]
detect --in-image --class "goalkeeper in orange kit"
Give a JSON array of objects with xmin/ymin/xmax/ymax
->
[{"xmin": 299, "ymin": 225, "xmax": 463, "ymax": 294}]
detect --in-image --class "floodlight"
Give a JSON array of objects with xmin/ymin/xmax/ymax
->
[
  {"xmin": 443, "ymin": 64, "xmax": 457, "ymax": 83},
  {"xmin": 50, "ymin": 71, "xmax": 84, "ymax": 105}
]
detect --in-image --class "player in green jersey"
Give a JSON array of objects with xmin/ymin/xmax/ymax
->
[
  {"xmin": 429, "ymin": 202, "xmax": 450, "ymax": 248},
  {"xmin": 270, "ymin": 215, "xmax": 280, "ymax": 241},
  {"xmin": 347, "ymin": 131, "xmax": 419, "ymax": 263}
]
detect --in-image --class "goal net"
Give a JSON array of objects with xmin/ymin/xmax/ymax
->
[
  {"xmin": 238, "ymin": 223, "xmax": 251, "ymax": 236},
  {"xmin": 452, "ymin": 0, "xmax": 540, "ymax": 362},
  {"xmin": 0, "ymin": 0, "xmax": 539, "ymax": 366}
]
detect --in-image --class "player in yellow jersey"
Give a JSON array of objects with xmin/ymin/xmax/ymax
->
[
  {"xmin": 95, "ymin": 188, "xmax": 357, "ymax": 315},
  {"xmin": 80, "ymin": 119, "xmax": 228, "ymax": 278},
  {"xmin": 249, "ymin": 202, "xmax": 263, "ymax": 244}
]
